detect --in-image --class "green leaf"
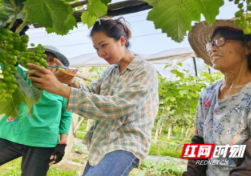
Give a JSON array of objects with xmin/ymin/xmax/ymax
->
[
  {"xmin": 165, "ymin": 92, "xmax": 173, "ymax": 97},
  {"xmin": 145, "ymin": 0, "xmax": 224, "ymax": 42},
  {"xmin": 174, "ymin": 114, "xmax": 183, "ymax": 120},
  {"xmin": 201, "ymin": 72, "xmax": 211, "ymax": 79},
  {"xmin": 46, "ymin": 15, "xmax": 77, "ymax": 35},
  {"xmin": 87, "ymin": 0, "xmax": 107, "ymax": 18},
  {"xmin": 0, "ymin": 0, "xmax": 26, "ymax": 29},
  {"xmin": 171, "ymin": 69, "xmax": 185, "ymax": 78},
  {"xmin": 4, "ymin": 0, "xmax": 26, "ymax": 10},
  {"xmin": 179, "ymin": 90, "xmax": 188, "ymax": 96},
  {"xmin": 177, "ymin": 62, "xmax": 183, "ymax": 66},
  {"xmin": 101, "ymin": 0, "xmax": 111, "ymax": 5},
  {"xmin": 63, "ymin": 0, "xmax": 76, "ymax": 3},
  {"xmin": 164, "ymin": 64, "xmax": 171, "ymax": 69},
  {"xmin": 146, "ymin": 0, "xmax": 200, "ymax": 42},
  {"xmin": 76, "ymin": 5, "xmax": 82, "ymax": 10},
  {"xmin": 198, "ymin": 0, "xmax": 224, "ymax": 25},
  {"xmin": 0, "ymin": 88, "xmax": 24, "ymax": 117},
  {"xmin": 0, "ymin": 11, "xmax": 10, "ymax": 28},
  {"xmin": 81, "ymin": 11, "xmax": 97, "ymax": 29},
  {"xmin": 169, "ymin": 97, "xmax": 176, "ymax": 102},
  {"xmin": 14, "ymin": 71, "xmax": 43, "ymax": 117},
  {"xmin": 144, "ymin": 0, "xmax": 157, "ymax": 6},
  {"xmin": 15, "ymin": 71, "xmax": 43, "ymax": 110},
  {"xmin": 24, "ymin": 0, "xmax": 74, "ymax": 34},
  {"xmin": 169, "ymin": 110, "xmax": 175, "ymax": 115},
  {"xmin": 0, "ymin": 71, "xmax": 42, "ymax": 118},
  {"xmin": 187, "ymin": 100, "xmax": 198, "ymax": 109}
]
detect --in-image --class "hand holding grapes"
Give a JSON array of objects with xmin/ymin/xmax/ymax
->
[
  {"xmin": 0, "ymin": 29, "xmax": 47, "ymax": 103},
  {"xmin": 25, "ymin": 63, "xmax": 72, "ymax": 99}
]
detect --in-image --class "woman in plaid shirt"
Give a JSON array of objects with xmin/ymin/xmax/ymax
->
[{"xmin": 26, "ymin": 17, "xmax": 159, "ymax": 176}]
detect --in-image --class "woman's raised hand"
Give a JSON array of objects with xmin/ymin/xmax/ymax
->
[{"xmin": 53, "ymin": 59, "xmax": 78, "ymax": 85}]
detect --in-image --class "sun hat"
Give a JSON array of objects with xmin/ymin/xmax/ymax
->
[
  {"xmin": 43, "ymin": 45, "xmax": 70, "ymax": 67},
  {"xmin": 188, "ymin": 19, "xmax": 243, "ymax": 66}
]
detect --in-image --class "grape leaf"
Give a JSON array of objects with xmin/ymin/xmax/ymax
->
[
  {"xmin": 0, "ymin": 0, "xmax": 26, "ymax": 27},
  {"xmin": 15, "ymin": 71, "xmax": 43, "ymax": 118},
  {"xmin": 15, "ymin": 71, "xmax": 43, "ymax": 106},
  {"xmin": 171, "ymin": 69, "xmax": 185, "ymax": 78},
  {"xmin": 24, "ymin": 0, "xmax": 74, "ymax": 34},
  {"xmin": 63, "ymin": 0, "xmax": 76, "ymax": 3},
  {"xmin": 0, "ymin": 0, "xmax": 25, "ymax": 28},
  {"xmin": 101, "ymin": 0, "xmax": 111, "ymax": 5},
  {"xmin": 0, "ymin": 11, "xmax": 10, "ymax": 28},
  {"xmin": 87, "ymin": 0, "xmax": 107, "ymax": 18},
  {"xmin": 200, "ymin": 0, "xmax": 224, "ymax": 25},
  {"xmin": 4, "ymin": 0, "xmax": 26, "ymax": 9},
  {"xmin": 144, "ymin": 0, "xmax": 157, "ymax": 6},
  {"xmin": 81, "ymin": 11, "xmax": 97, "ymax": 29},
  {"xmin": 0, "ymin": 87, "xmax": 24, "ymax": 117},
  {"xmin": 145, "ymin": 0, "xmax": 224, "ymax": 42},
  {"xmin": 0, "ymin": 71, "xmax": 43, "ymax": 117},
  {"xmin": 46, "ymin": 15, "xmax": 77, "ymax": 35},
  {"xmin": 0, "ymin": 71, "xmax": 43, "ymax": 118}
]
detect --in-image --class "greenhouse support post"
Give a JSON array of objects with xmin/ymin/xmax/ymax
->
[{"xmin": 192, "ymin": 57, "xmax": 198, "ymax": 77}]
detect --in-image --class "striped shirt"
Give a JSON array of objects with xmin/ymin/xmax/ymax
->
[{"xmin": 67, "ymin": 56, "xmax": 159, "ymax": 166}]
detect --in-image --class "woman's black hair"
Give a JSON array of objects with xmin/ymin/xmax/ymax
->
[
  {"xmin": 90, "ymin": 17, "xmax": 131, "ymax": 48},
  {"xmin": 211, "ymin": 28, "xmax": 251, "ymax": 70}
]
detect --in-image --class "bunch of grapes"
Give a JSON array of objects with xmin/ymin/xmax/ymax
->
[
  {"xmin": 231, "ymin": 0, "xmax": 251, "ymax": 34},
  {"xmin": 19, "ymin": 44, "xmax": 47, "ymax": 70},
  {"xmin": 0, "ymin": 28, "xmax": 47, "ymax": 103}
]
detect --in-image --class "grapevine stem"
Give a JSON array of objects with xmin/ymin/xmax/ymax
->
[
  {"xmin": 16, "ymin": 13, "xmax": 28, "ymax": 33},
  {"xmin": 8, "ymin": 0, "xmax": 17, "ymax": 29}
]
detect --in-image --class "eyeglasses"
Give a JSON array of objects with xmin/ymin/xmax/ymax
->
[
  {"xmin": 205, "ymin": 37, "xmax": 244, "ymax": 52},
  {"xmin": 205, "ymin": 37, "xmax": 226, "ymax": 52}
]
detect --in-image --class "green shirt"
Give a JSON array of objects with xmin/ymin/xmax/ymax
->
[{"xmin": 0, "ymin": 66, "xmax": 72, "ymax": 147}]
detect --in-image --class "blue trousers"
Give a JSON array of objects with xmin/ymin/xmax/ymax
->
[{"xmin": 83, "ymin": 150, "xmax": 139, "ymax": 176}]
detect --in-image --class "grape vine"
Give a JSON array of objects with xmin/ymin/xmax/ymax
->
[
  {"xmin": 156, "ymin": 63, "xmax": 224, "ymax": 141},
  {"xmin": 0, "ymin": 27, "xmax": 47, "ymax": 104},
  {"xmin": 233, "ymin": 0, "xmax": 251, "ymax": 34}
]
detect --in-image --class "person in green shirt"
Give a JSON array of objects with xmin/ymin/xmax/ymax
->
[{"xmin": 0, "ymin": 46, "xmax": 73, "ymax": 176}]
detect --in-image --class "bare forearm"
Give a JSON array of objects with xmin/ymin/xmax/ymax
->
[
  {"xmin": 69, "ymin": 79, "xmax": 80, "ymax": 88},
  {"xmin": 57, "ymin": 84, "xmax": 72, "ymax": 100},
  {"xmin": 59, "ymin": 134, "xmax": 68, "ymax": 143}
]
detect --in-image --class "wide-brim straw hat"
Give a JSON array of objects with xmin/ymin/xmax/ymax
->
[{"xmin": 188, "ymin": 19, "xmax": 243, "ymax": 66}]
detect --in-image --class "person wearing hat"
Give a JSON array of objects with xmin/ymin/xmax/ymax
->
[
  {"xmin": 0, "ymin": 46, "xmax": 73, "ymax": 176},
  {"xmin": 43, "ymin": 45, "xmax": 70, "ymax": 68},
  {"xmin": 183, "ymin": 19, "xmax": 251, "ymax": 176}
]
